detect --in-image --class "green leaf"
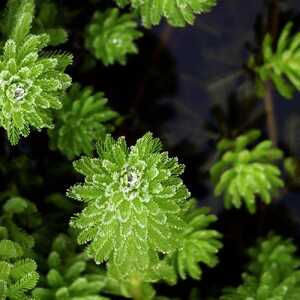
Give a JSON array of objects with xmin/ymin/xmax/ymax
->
[
  {"xmin": 3, "ymin": 197, "xmax": 28, "ymax": 214},
  {"xmin": 256, "ymin": 22, "xmax": 300, "ymax": 99},
  {"xmin": 221, "ymin": 235, "xmax": 300, "ymax": 300},
  {"xmin": 33, "ymin": 0, "xmax": 68, "ymax": 46},
  {"xmin": 0, "ymin": 197, "xmax": 40, "ymax": 254},
  {"xmin": 277, "ymin": 22, "xmax": 293, "ymax": 54},
  {"xmin": 114, "ymin": 0, "xmax": 217, "ymax": 27},
  {"xmin": 170, "ymin": 201, "xmax": 222, "ymax": 280},
  {"xmin": 32, "ymin": 234, "xmax": 109, "ymax": 300},
  {"xmin": 48, "ymin": 83, "xmax": 119, "ymax": 159},
  {"xmin": 0, "ymin": 0, "xmax": 72, "ymax": 145},
  {"xmin": 210, "ymin": 130, "xmax": 284, "ymax": 213},
  {"xmin": 0, "ymin": 240, "xmax": 23, "ymax": 259},
  {"xmin": 0, "ymin": 239, "xmax": 39, "ymax": 299},
  {"xmin": 85, "ymin": 8, "xmax": 143, "ymax": 65},
  {"xmin": 11, "ymin": 0, "xmax": 35, "ymax": 45},
  {"xmin": 67, "ymin": 133, "xmax": 191, "ymax": 281}
]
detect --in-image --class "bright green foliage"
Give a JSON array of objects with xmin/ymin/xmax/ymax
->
[
  {"xmin": 114, "ymin": 0, "xmax": 217, "ymax": 27},
  {"xmin": 0, "ymin": 0, "xmax": 72, "ymax": 145},
  {"xmin": 0, "ymin": 239, "xmax": 39, "ymax": 300},
  {"xmin": 247, "ymin": 235, "xmax": 300, "ymax": 276},
  {"xmin": 32, "ymin": 234, "xmax": 109, "ymax": 300},
  {"xmin": 0, "ymin": 197, "xmax": 41, "ymax": 256},
  {"xmin": 106, "ymin": 251, "xmax": 177, "ymax": 299},
  {"xmin": 96, "ymin": 264, "xmax": 162, "ymax": 300},
  {"xmin": 85, "ymin": 8, "xmax": 142, "ymax": 65},
  {"xmin": 33, "ymin": 0, "xmax": 68, "ymax": 46},
  {"xmin": 221, "ymin": 235, "xmax": 300, "ymax": 300},
  {"xmin": 1, "ymin": 0, "xmax": 67, "ymax": 46},
  {"xmin": 48, "ymin": 83, "xmax": 119, "ymax": 159},
  {"xmin": 67, "ymin": 133, "xmax": 190, "ymax": 281},
  {"xmin": 256, "ymin": 22, "xmax": 300, "ymax": 99},
  {"xmin": 170, "ymin": 201, "xmax": 222, "ymax": 280},
  {"xmin": 210, "ymin": 130, "xmax": 284, "ymax": 213}
]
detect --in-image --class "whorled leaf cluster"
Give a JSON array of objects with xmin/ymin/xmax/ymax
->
[
  {"xmin": 0, "ymin": 239, "xmax": 39, "ymax": 300},
  {"xmin": 0, "ymin": 197, "xmax": 40, "ymax": 300},
  {"xmin": 114, "ymin": 0, "xmax": 217, "ymax": 27},
  {"xmin": 169, "ymin": 201, "xmax": 222, "ymax": 280},
  {"xmin": 0, "ymin": 0, "xmax": 72, "ymax": 145},
  {"xmin": 210, "ymin": 130, "xmax": 284, "ymax": 213},
  {"xmin": 0, "ymin": 197, "xmax": 41, "ymax": 257},
  {"xmin": 85, "ymin": 8, "xmax": 142, "ymax": 65},
  {"xmin": 48, "ymin": 83, "xmax": 119, "ymax": 159},
  {"xmin": 67, "ymin": 133, "xmax": 191, "ymax": 281},
  {"xmin": 67, "ymin": 133, "xmax": 223, "ymax": 297},
  {"xmin": 221, "ymin": 235, "xmax": 300, "ymax": 300},
  {"xmin": 32, "ymin": 234, "xmax": 109, "ymax": 300},
  {"xmin": 255, "ymin": 22, "xmax": 300, "ymax": 99}
]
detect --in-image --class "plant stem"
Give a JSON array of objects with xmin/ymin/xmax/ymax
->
[
  {"xmin": 263, "ymin": 0, "xmax": 279, "ymax": 145},
  {"xmin": 268, "ymin": 0, "xmax": 279, "ymax": 39},
  {"xmin": 264, "ymin": 80, "xmax": 278, "ymax": 145},
  {"xmin": 130, "ymin": 274, "xmax": 144, "ymax": 300}
]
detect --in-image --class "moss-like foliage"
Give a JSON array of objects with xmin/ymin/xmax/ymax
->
[
  {"xmin": 256, "ymin": 22, "xmax": 300, "ymax": 99},
  {"xmin": 210, "ymin": 130, "xmax": 284, "ymax": 213},
  {"xmin": 49, "ymin": 83, "xmax": 119, "ymax": 159},
  {"xmin": 32, "ymin": 234, "xmax": 109, "ymax": 300},
  {"xmin": 85, "ymin": 8, "xmax": 142, "ymax": 65},
  {"xmin": 169, "ymin": 201, "xmax": 222, "ymax": 280},
  {"xmin": 0, "ymin": 239, "xmax": 39, "ymax": 300},
  {"xmin": 67, "ymin": 133, "xmax": 191, "ymax": 281},
  {"xmin": 0, "ymin": 197, "xmax": 41, "ymax": 256},
  {"xmin": 221, "ymin": 235, "xmax": 300, "ymax": 300},
  {"xmin": 1, "ymin": 0, "xmax": 297, "ymax": 299},
  {"xmin": 114, "ymin": 0, "xmax": 217, "ymax": 27},
  {"xmin": 0, "ymin": 195, "xmax": 41, "ymax": 300},
  {"xmin": 0, "ymin": 0, "xmax": 72, "ymax": 144},
  {"xmin": 33, "ymin": 0, "xmax": 68, "ymax": 46}
]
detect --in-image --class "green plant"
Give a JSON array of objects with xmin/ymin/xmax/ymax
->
[
  {"xmin": 48, "ymin": 83, "xmax": 119, "ymax": 159},
  {"xmin": 67, "ymin": 133, "xmax": 189, "ymax": 279},
  {"xmin": 114, "ymin": 0, "xmax": 217, "ymax": 27},
  {"xmin": 255, "ymin": 22, "xmax": 300, "ymax": 99},
  {"xmin": 0, "ymin": 198, "xmax": 40, "ymax": 300},
  {"xmin": 0, "ymin": 197, "xmax": 41, "ymax": 256},
  {"xmin": 169, "ymin": 201, "xmax": 222, "ymax": 280},
  {"xmin": 221, "ymin": 235, "xmax": 300, "ymax": 300},
  {"xmin": 210, "ymin": 130, "xmax": 284, "ymax": 213},
  {"xmin": 66, "ymin": 133, "xmax": 222, "ymax": 297},
  {"xmin": 2, "ymin": 0, "xmax": 300, "ymax": 299},
  {"xmin": 33, "ymin": 0, "xmax": 68, "ymax": 46},
  {"xmin": 85, "ymin": 8, "xmax": 142, "ymax": 65},
  {"xmin": 0, "ymin": 0, "xmax": 72, "ymax": 145},
  {"xmin": 0, "ymin": 239, "xmax": 39, "ymax": 300},
  {"xmin": 32, "ymin": 234, "xmax": 109, "ymax": 300}
]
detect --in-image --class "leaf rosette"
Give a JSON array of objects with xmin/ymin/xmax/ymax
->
[
  {"xmin": 68, "ymin": 133, "xmax": 190, "ymax": 280},
  {"xmin": 0, "ymin": 0, "xmax": 72, "ymax": 144}
]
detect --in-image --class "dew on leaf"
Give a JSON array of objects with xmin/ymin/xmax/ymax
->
[{"xmin": 14, "ymin": 86, "xmax": 26, "ymax": 101}]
